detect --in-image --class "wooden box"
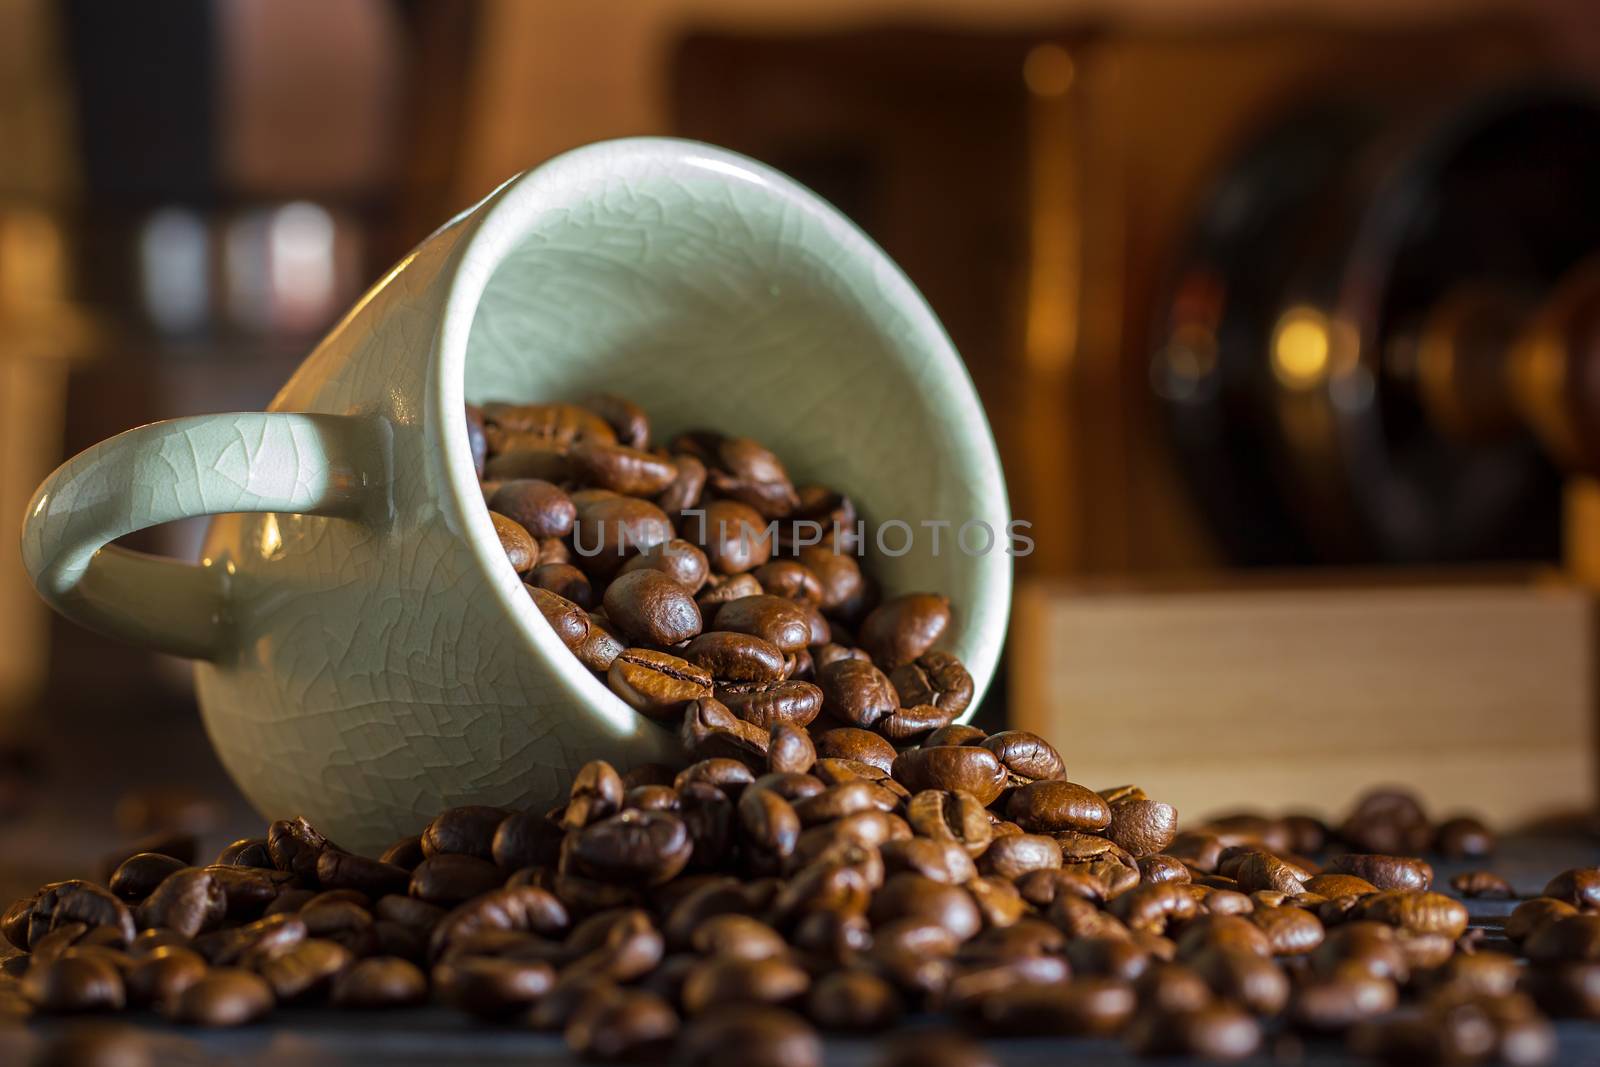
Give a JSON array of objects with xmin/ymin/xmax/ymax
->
[{"xmin": 1009, "ymin": 576, "xmax": 1599, "ymax": 827}]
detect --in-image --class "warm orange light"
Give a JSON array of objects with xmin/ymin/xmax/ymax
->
[
  {"xmin": 1023, "ymin": 44, "xmax": 1075, "ymax": 98},
  {"xmin": 1272, "ymin": 307, "xmax": 1331, "ymax": 389}
]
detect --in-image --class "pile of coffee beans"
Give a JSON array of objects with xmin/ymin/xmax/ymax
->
[
  {"xmin": 468, "ymin": 396, "xmax": 972, "ymax": 747},
  {"xmin": 2, "ymin": 397, "xmax": 1595, "ymax": 1065}
]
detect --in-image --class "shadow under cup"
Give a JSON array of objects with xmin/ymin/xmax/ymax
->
[{"xmin": 451, "ymin": 146, "xmax": 1012, "ymax": 724}]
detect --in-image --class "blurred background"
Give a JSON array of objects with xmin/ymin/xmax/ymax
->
[{"xmin": 3, "ymin": 0, "xmax": 1600, "ymax": 884}]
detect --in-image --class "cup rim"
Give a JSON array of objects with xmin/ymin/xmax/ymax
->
[{"xmin": 429, "ymin": 136, "xmax": 1013, "ymax": 737}]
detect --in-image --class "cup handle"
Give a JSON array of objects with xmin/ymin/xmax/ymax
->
[{"xmin": 20, "ymin": 412, "xmax": 392, "ymax": 661}]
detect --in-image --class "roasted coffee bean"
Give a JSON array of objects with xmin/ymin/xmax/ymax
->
[
  {"xmin": 434, "ymin": 956, "xmax": 556, "ymax": 1018},
  {"xmin": 582, "ymin": 393, "xmax": 650, "ymax": 449},
  {"xmin": 330, "ymin": 957, "xmax": 427, "ymax": 1008},
  {"xmin": 107, "ymin": 854, "xmax": 188, "ymax": 903},
  {"xmin": 687, "ymin": 500, "xmax": 772, "ymax": 575},
  {"xmin": 974, "ymin": 977, "xmax": 1137, "ymax": 1037},
  {"xmin": 1523, "ymin": 914, "xmax": 1600, "ymax": 962},
  {"xmin": 527, "ymin": 584, "xmax": 592, "ymax": 653},
  {"xmin": 427, "ymin": 886, "xmax": 569, "ymax": 962},
  {"xmin": 804, "ymin": 968, "xmax": 901, "ymax": 1031},
  {"xmin": 1006, "ymin": 780, "xmax": 1111, "ymax": 834},
  {"xmin": 608, "ymin": 648, "xmax": 714, "ymax": 720},
  {"xmin": 767, "ymin": 723, "xmax": 816, "ymax": 776},
  {"xmin": 489, "ymin": 511, "xmax": 538, "ymax": 573},
  {"xmin": 1435, "ymin": 815, "xmax": 1495, "ymax": 858},
  {"xmin": 683, "ymin": 631, "xmax": 787, "ymax": 683},
  {"xmin": 1330, "ymin": 853, "xmax": 1433, "ymax": 892},
  {"xmin": 979, "ymin": 731, "xmax": 1064, "ymax": 783},
  {"xmin": 976, "ymin": 833, "xmax": 1062, "ymax": 881},
  {"xmin": 696, "ymin": 573, "xmax": 763, "ymax": 614},
  {"xmin": 313, "ymin": 851, "xmax": 410, "ymax": 898},
  {"xmin": 377, "ymin": 835, "xmax": 425, "ymax": 870},
  {"xmin": 887, "ymin": 651, "xmax": 974, "ymax": 718},
  {"xmin": 1106, "ymin": 796, "xmax": 1180, "ymax": 857},
  {"xmin": 570, "ymin": 811, "xmax": 694, "ymax": 886},
  {"xmin": 571, "ymin": 440, "xmax": 679, "ymax": 495},
  {"xmin": 561, "ymin": 759, "xmax": 628, "ymax": 830},
  {"xmin": 192, "ymin": 912, "xmax": 306, "ymax": 968},
  {"xmin": 1508, "ymin": 898, "xmax": 1579, "ymax": 943},
  {"xmin": 570, "ymin": 493, "xmax": 674, "ymax": 577},
  {"xmin": 876, "ymin": 704, "xmax": 959, "ymax": 743},
  {"xmin": 422, "ymin": 805, "xmax": 508, "ymax": 861},
  {"xmin": 677, "ymin": 1004, "xmax": 821, "ymax": 1067},
  {"xmin": 658, "ymin": 453, "xmax": 707, "ymax": 514},
  {"xmin": 713, "ymin": 595, "xmax": 811, "ymax": 653},
  {"xmin": 267, "ymin": 817, "xmax": 331, "ymax": 880},
  {"xmin": 813, "ymin": 728, "xmax": 898, "ymax": 774},
  {"xmin": 528, "ymin": 563, "xmax": 594, "ymax": 609},
  {"xmin": 718, "ymin": 680, "xmax": 825, "ymax": 730},
  {"xmin": 603, "ymin": 568, "xmax": 703, "ymax": 646},
  {"xmin": 1339, "ymin": 788, "xmax": 1432, "ymax": 855},
  {"xmin": 410, "ymin": 855, "xmax": 505, "ymax": 906},
  {"xmin": 892, "ymin": 747, "xmax": 1006, "ymax": 806},
  {"xmin": 490, "ymin": 812, "xmax": 563, "ymax": 871},
  {"xmin": 1543, "ymin": 868, "xmax": 1600, "ymax": 909},
  {"xmin": 135, "ymin": 869, "xmax": 224, "ymax": 939},
  {"xmin": 682, "ymin": 434, "xmax": 799, "ymax": 519},
  {"xmin": 577, "ymin": 612, "xmax": 627, "ymax": 671},
  {"xmin": 1452, "ymin": 870, "xmax": 1514, "ymax": 899},
  {"xmin": 124, "ymin": 945, "xmax": 208, "ymax": 1008},
  {"xmin": 211, "ymin": 838, "xmax": 270, "ymax": 870},
  {"xmin": 1253, "ymin": 905, "xmax": 1326, "ymax": 955},
  {"xmin": 868, "ymin": 873, "xmax": 981, "ymax": 942},
  {"xmin": 858, "ymin": 593, "xmax": 950, "ymax": 669},
  {"xmin": 566, "ymin": 987, "xmax": 679, "ymax": 1060},
  {"xmin": 165, "ymin": 968, "xmax": 273, "ymax": 1026},
  {"xmin": 12, "ymin": 882, "xmax": 137, "ymax": 951},
  {"xmin": 682, "ymin": 698, "xmax": 770, "ymax": 770},
  {"xmin": 21, "ymin": 956, "xmax": 125, "ymax": 1013},
  {"xmin": 488, "ymin": 479, "xmax": 575, "ymax": 538},
  {"xmin": 1290, "ymin": 972, "xmax": 1398, "ymax": 1032},
  {"xmin": 681, "ymin": 956, "xmax": 811, "ymax": 1015},
  {"xmin": 738, "ymin": 788, "xmax": 802, "ymax": 862}
]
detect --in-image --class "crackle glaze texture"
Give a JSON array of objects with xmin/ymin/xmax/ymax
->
[{"xmin": 23, "ymin": 139, "xmax": 1011, "ymax": 853}]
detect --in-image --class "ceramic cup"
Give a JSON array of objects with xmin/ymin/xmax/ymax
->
[{"xmin": 21, "ymin": 138, "xmax": 1011, "ymax": 852}]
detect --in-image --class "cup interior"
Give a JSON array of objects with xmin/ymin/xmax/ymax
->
[{"xmin": 440, "ymin": 138, "xmax": 1011, "ymax": 721}]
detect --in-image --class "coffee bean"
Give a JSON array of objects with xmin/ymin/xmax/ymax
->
[
  {"xmin": 488, "ymin": 479, "xmax": 575, "ymax": 538},
  {"xmin": 682, "ymin": 632, "xmax": 787, "ymax": 683},
  {"xmin": 892, "ymin": 747, "xmax": 1006, "ymax": 807},
  {"xmin": 688, "ymin": 500, "xmax": 772, "ymax": 575},
  {"xmin": 977, "ymin": 977, "xmax": 1137, "ymax": 1036},
  {"xmin": 528, "ymin": 563, "xmax": 594, "ymax": 609},
  {"xmin": 135, "ymin": 870, "xmax": 224, "ymax": 939},
  {"xmin": 489, "ymin": 511, "xmax": 538, "ymax": 573},
  {"xmin": 977, "ymin": 834, "xmax": 1062, "ymax": 880},
  {"xmin": 125, "ymin": 945, "xmax": 207, "ymax": 1008},
  {"xmin": 571, "ymin": 440, "xmax": 679, "ymax": 495},
  {"xmin": 806, "ymin": 968, "xmax": 902, "ymax": 1031},
  {"xmin": 107, "ymin": 854, "xmax": 188, "ymax": 903},
  {"xmin": 378, "ymin": 835, "xmax": 425, "ymax": 870},
  {"xmin": 619, "ymin": 538, "xmax": 712, "ymax": 594},
  {"xmin": 713, "ymin": 596, "xmax": 810, "ymax": 653},
  {"xmin": 1106, "ymin": 795, "xmax": 1180, "ymax": 857},
  {"xmin": 315, "ymin": 852, "xmax": 411, "ymax": 897},
  {"xmin": 571, "ymin": 493, "xmax": 674, "ymax": 577},
  {"xmin": 256, "ymin": 939, "xmax": 350, "ymax": 1002},
  {"xmin": 1523, "ymin": 914, "xmax": 1600, "ymax": 962},
  {"xmin": 682, "ymin": 956, "xmax": 810, "ymax": 1015},
  {"xmin": 1330, "ymin": 854, "xmax": 1433, "ymax": 891},
  {"xmin": 658, "ymin": 453, "xmax": 707, "ymax": 514},
  {"xmin": 738, "ymin": 787, "xmax": 802, "ymax": 862},
  {"xmin": 603, "ymin": 569, "xmax": 704, "ymax": 646},
  {"xmin": 214, "ymin": 838, "xmax": 272, "ymax": 869},
  {"xmin": 979, "ymin": 731, "xmax": 1064, "ymax": 783},
  {"xmin": 1339, "ymin": 788, "xmax": 1432, "ymax": 855},
  {"xmin": 563, "ymin": 761, "xmax": 628, "ymax": 833},
  {"xmin": 888, "ymin": 651, "xmax": 974, "ymax": 717},
  {"xmin": 697, "ymin": 573, "xmax": 763, "ymax": 614},
  {"xmin": 1006, "ymin": 780, "xmax": 1110, "ymax": 834},
  {"xmin": 21, "ymin": 956, "xmax": 125, "ymax": 1013},
  {"xmin": 682, "ymin": 698, "xmax": 770, "ymax": 770},
  {"xmin": 1543, "ymin": 868, "xmax": 1600, "ymax": 909},
  {"xmin": 752, "ymin": 561, "xmax": 824, "ymax": 605},
  {"xmin": 434, "ymin": 956, "xmax": 556, "ymax": 1018},
  {"xmin": 1290, "ymin": 973, "xmax": 1398, "ymax": 1031},
  {"xmin": 767, "ymin": 724, "xmax": 816, "ymax": 776},
  {"xmin": 608, "ymin": 649, "xmax": 714, "ymax": 720},
  {"xmin": 877, "ymin": 704, "xmax": 959, "ymax": 743},
  {"xmin": 1434, "ymin": 815, "xmax": 1495, "ymax": 858},
  {"xmin": 718, "ymin": 681, "xmax": 825, "ymax": 730},
  {"xmin": 1450, "ymin": 870, "xmax": 1513, "ymax": 899},
  {"xmin": 267, "ymin": 817, "xmax": 332, "ymax": 880},
  {"xmin": 166, "ymin": 968, "xmax": 273, "ymax": 1026},
  {"xmin": 422, "ymin": 805, "xmax": 508, "ymax": 861},
  {"xmin": 330, "ymin": 957, "xmax": 427, "ymax": 1008},
  {"xmin": 409, "ymin": 855, "xmax": 504, "ymax": 906},
  {"xmin": 677, "ymin": 1004, "xmax": 821, "ymax": 1067},
  {"xmin": 581, "ymin": 393, "xmax": 650, "ymax": 449},
  {"xmin": 858, "ymin": 593, "xmax": 950, "ymax": 669},
  {"xmin": 565, "ymin": 988, "xmax": 679, "ymax": 1059},
  {"xmin": 577, "ymin": 612, "xmax": 627, "ymax": 671},
  {"xmin": 570, "ymin": 811, "xmax": 694, "ymax": 886}
]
